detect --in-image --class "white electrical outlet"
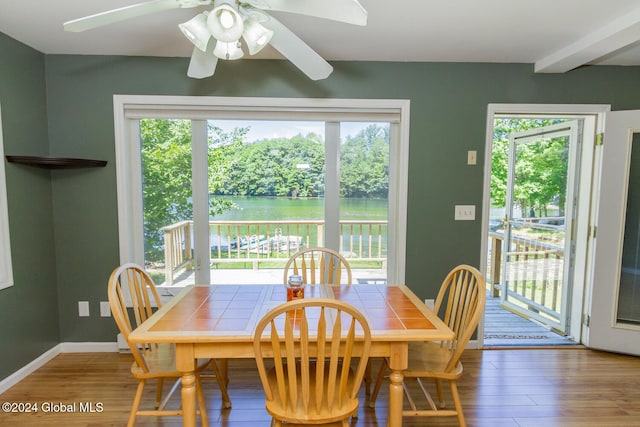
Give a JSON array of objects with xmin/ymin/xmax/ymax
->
[
  {"xmin": 455, "ymin": 205, "xmax": 476, "ymax": 220},
  {"xmin": 78, "ymin": 301, "xmax": 90, "ymax": 317},
  {"xmin": 100, "ymin": 301, "xmax": 111, "ymax": 317},
  {"xmin": 467, "ymin": 150, "xmax": 477, "ymax": 165},
  {"xmin": 424, "ymin": 299, "xmax": 435, "ymax": 310}
]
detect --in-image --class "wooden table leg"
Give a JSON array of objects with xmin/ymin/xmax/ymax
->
[
  {"xmin": 387, "ymin": 343, "xmax": 408, "ymax": 427},
  {"xmin": 387, "ymin": 369, "xmax": 404, "ymax": 427},
  {"xmin": 176, "ymin": 345, "xmax": 197, "ymax": 427},
  {"xmin": 181, "ymin": 372, "xmax": 197, "ymax": 427}
]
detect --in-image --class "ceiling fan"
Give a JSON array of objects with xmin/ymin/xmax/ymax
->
[{"xmin": 63, "ymin": 0, "xmax": 367, "ymax": 80}]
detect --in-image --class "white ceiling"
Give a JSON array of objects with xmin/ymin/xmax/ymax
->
[{"xmin": 2, "ymin": 0, "xmax": 640, "ymax": 73}]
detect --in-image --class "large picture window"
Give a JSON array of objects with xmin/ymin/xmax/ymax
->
[{"xmin": 113, "ymin": 96, "xmax": 409, "ymax": 289}]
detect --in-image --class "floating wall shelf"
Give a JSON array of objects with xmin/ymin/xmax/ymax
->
[{"xmin": 5, "ymin": 156, "xmax": 107, "ymax": 169}]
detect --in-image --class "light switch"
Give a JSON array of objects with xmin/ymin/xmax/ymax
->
[
  {"xmin": 455, "ymin": 205, "xmax": 476, "ymax": 220},
  {"xmin": 467, "ymin": 150, "xmax": 477, "ymax": 165}
]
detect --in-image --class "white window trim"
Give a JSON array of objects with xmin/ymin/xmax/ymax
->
[
  {"xmin": 113, "ymin": 95, "xmax": 410, "ymax": 285},
  {"xmin": 0, "ymin": 102, "xmax": 14, "ymax": 290}
]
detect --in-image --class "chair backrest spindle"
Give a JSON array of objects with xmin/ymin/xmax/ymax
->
[{"xmin": 284, "ymin": 247, "xmax": 352, "ymax": 285}]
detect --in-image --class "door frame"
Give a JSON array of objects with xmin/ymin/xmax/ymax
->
[{"xmin": 478, "ymin": 104, "xmax": 610, "ymax": 348}]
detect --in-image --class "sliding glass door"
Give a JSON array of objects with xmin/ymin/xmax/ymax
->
[{"xmin": 114, "ymin": 96, "xmax": 408, "ymax": 291}]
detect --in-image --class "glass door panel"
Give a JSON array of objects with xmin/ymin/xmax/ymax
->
[
  {"xmin": 139, "ymin": 118, "xmax": 193, "ymax": 286},
  {"xmin": 617, "ymin": 133, "xmax": 640, "ymax": 324},
  {"xmin": 207, "ymin": 120, "xmax": 326, "ymax": 284},
  {"xmin": 339, "ymin": 122, "xmax": 389, "ymax": 284},
  {"xmin": 502, "ymin": 121, "xmax": 580, "ymax": 333}
]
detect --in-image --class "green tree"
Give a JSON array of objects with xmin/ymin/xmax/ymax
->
[
  {"xmin": 140, "ymin": 119, "xmax": 192, "ymax": 261},
  {"xmin": 213, "ymin": 133, "xmax": 325, "ymax": 197},
  {"xmin": 213, "ymin": 125, "xmax": 390, "ymax": 199},
  {"xmin": 140, "ymin": 119, "xmax": 236, "ymax": 262},
  {"xmin": 340, "ymin": 124, "xmax": 389, "ymax": 198},
  {"xmin": 491, "ymin": 119, "xmax": 568, "ymax": 217}
]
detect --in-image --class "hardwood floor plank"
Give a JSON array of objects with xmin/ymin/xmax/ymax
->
[{"xmin": 1, "ymin": 348, "xmax": 640, "ymax": 426}]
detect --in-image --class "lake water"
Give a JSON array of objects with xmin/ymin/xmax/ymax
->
[{"xmin": 212, "ymin": 196, "xmax": 388, "ymax": 221}]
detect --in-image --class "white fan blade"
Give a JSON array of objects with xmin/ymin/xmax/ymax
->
[
  {"xmin": 253, "ymin": 0, "xmax": 367, "ymax": 26},
  {"xmin": 64, "ymin": 0, "xmax": 183, "ymax": 32},
  {"xmin": 187, "ymin": 44, "xmax": 218, "ymax": 78},
  {"xmin": 262, "ymin": 16, "xmax": 332, "ymax": 80}
]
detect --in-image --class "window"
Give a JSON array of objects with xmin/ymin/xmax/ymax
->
[
  {"xmin": 0, "ymin": 103, "xmax": 14, "ymax": 290},
  {"xmin": 114, "ymin": 96, "xmax": 409, "ymax": 288}
]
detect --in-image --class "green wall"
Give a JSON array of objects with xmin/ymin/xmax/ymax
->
[
  {"xmin": 0, "ymin": 33, "xmax": 59, "ymax": 379},
  {"xmin": 2, "ymin": 32, "xmax": 640, "ymax": 373}
]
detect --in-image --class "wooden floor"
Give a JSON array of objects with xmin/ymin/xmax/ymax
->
[{"xmin": 2, "ymin": 348, "xmax": 640, "ymax": 426}]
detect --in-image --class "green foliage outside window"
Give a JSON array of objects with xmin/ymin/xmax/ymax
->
[{"xmin": 491, "ymin": 118, "xmax": 569, "ymax": 217}]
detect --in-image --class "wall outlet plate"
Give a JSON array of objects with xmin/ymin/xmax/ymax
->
[
  {"xmin": 100, "ymin": 301, "xmax": 111, "ymax": 317},
  {"xmin": 78, "ymin": 301, "xmax": 90, "ymax": 317},
  {"xmin": 424, "ymin": 299, "xmax": 435, "ymax": 310}
]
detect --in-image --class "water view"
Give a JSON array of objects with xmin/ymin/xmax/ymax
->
[{"xmin": 211, "ymin": 196, "xmax": 388, "ymax": 221}]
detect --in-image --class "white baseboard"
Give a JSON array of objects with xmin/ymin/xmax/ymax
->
[
  {"xmin": 0, "ymin": 342, "xmax": 117, "ymax": 394},
  {"xmin": 59, "ymin": 342, "xmax": 118, "ymax": 353},
  {"xmin": 0, "ymin": 344, "xmax": 62, "ymax": 394}
]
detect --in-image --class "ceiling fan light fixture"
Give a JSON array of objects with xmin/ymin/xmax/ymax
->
[
  {"xmin": 213, "ymin": 40, "xmax": 244, "ymax": 60},
  {"xmin": 179, "ymin": 12, "xmax": 211, "ymax": 51},
  {"xmin": 208, "ymin": 3, "xmax": 244, "ymax": 42},
  {"xmin": 219, "ymin": 10, "xmax": 235, "ymax": 28},
  {"xmin": 242, "ymin": 18, "xmax": 273, "ymax": 55},
  {"xmin": 63, "ymin": 0, "xmax": 369, "ymax": 81}
]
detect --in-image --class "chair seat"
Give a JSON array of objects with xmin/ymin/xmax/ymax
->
[
  {"xmin": 130, "ymin": 343, "xmax": 210, "ymax": 379},
  {"xmin": 404, "ymin": 342, "xmax": 463, "ymax": 380},
  {"xmin": 265, "ymin": 362, "xmax": 360, "ymax": 424}
]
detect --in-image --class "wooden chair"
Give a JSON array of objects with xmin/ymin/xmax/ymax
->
[
  {"xmin": 283, "ymin": 247, "xmax": 382, "ymax": 399},
  {"xmin": 108, "ymin": 263, "xmax": 231, "ymax": 427},
  {"xmin": 369, "ymin": 264, "xmax": 486, "ymax": 427},
  {"xmin": 283, "ymin": 247, "xmax": 352, "ymax": 285},
  {"xmin": 282, "ymin": 247, "xmax": 378, "ymax": 396},
  {"xmin": 253, "ymin": 298, "xmax": 371, "ymax": 426}
]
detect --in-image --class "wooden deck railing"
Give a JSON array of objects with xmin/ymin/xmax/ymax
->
[
  {"xmin": 488, "ymin": 231, "xmax": 564, "ymax": 319},
  {"xmin": 161, "ymin": 220, "xmax": 387, "ymax": 285},
  {"xmin": 161, "ymin": 220, "xmax": 193, "ymax": 286}
]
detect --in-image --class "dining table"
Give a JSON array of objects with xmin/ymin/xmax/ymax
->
[{"xmin": 128, "ymin": 283, "xmax": 454, "ymax": 427}]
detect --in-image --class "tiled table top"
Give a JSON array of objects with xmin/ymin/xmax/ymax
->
[{"xmin": 144, "ymin": 284, "xmax": 443, "ymax": 342}]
